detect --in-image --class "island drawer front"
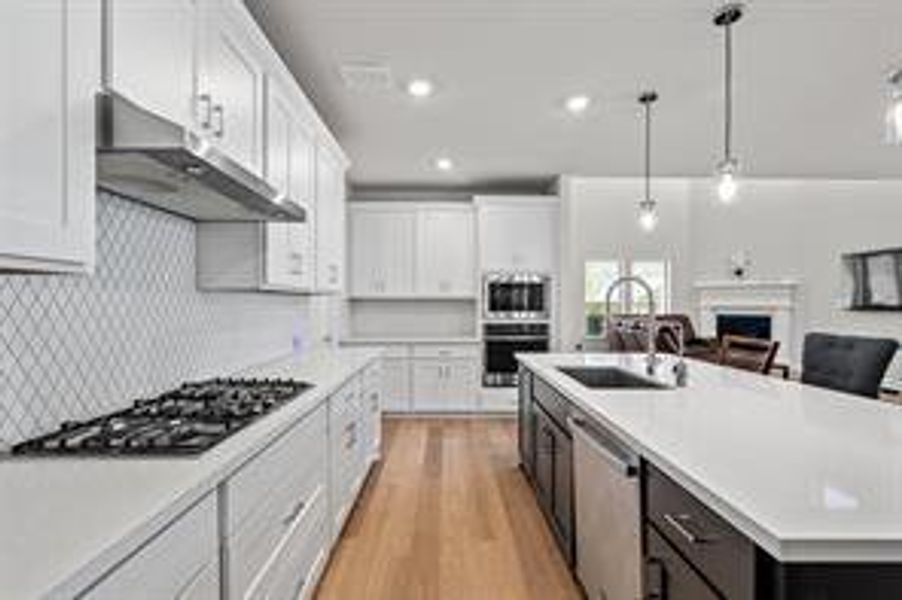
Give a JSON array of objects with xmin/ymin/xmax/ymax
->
[
  {"xmin": 645, "ymin": 526, "xmax": 720, "ymax": 600},
  {"xmin": 646, "ymin": 464, "xmax": 755, "ymax": 600},
  {"xmin": 532, "ymin": 376, "xmax": 570, "ymax": 431}
]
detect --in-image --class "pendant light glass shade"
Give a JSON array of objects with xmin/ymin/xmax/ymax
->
[
  {"xmin": 714, "ymin": 3, "xmax": 744, "ymax": 204},
  {"xmin": 638, "ymin": 199, "xmax": 658, "ymax": 232},
  {"xmin": 887, "ymin": 71, "xmax": 902, "ymax": 145},
  {"xmin": 716, "ymin": 158, "xmax": 739, "ymax": 203}
]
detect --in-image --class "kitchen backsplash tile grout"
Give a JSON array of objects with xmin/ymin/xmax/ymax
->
[{"xmin": 0, "ymin": 191, "xmax": 314, "ymax": 448}]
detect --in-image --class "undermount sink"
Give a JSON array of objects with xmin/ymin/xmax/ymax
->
[{"xmin": 557, "ymin": 366, "xmax": 671, "ymax": 390}]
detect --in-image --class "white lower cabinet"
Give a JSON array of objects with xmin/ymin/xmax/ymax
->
[
  {"xmin": 409, "ymin": 345, "xmax": 480, "ymax": 413},
  {"xmin": 225, "ymin": 403, "xmax": 328, "ymax": 600},
  {"xmin": 78, "ymin": 361, "xmax": 383, "ymax": 600},
  {"xmin": 362, "ymin": 362, "xmax": 383, "ymax": 461},
  {"xmin": 411, "ymin": 359, "xmax": 479, "ymax": 412},
  {"xmin": 344, "ymin": 344, "xmax": 482, "ymax": 414},
  {"xmin": 83, "ymin": 494, "xmax": 219, "ymax": 599}
]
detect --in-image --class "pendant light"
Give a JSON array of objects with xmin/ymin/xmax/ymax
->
[
  {"xmin": 638, "ymin": 91, "xmax": 659, "ymax": 232},
  {"xmin": 713, "ymin": 3, "xmax": 745, "ymax": 203},
  {"xmin": 887, "ymin": 69, "xmax": 902, "ymax": 145}
]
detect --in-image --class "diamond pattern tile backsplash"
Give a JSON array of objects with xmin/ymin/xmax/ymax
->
[{"xmin": 0, "ymin": 192, "xmax": 317, "ymax": 448}]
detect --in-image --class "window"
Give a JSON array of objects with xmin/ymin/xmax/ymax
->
[{"xmin": 585, "ymin": 259, "xmax": 672, "ymax": 337}]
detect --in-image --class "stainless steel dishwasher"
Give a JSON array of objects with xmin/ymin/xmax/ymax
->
[{"xmin": 570, "ymin": 415, "xmax": 642, "ymax": 600}]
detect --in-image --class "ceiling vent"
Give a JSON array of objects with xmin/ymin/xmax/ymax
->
[{"xmin": 339, "ymin": 62, "xmax": 394, "ymax": 92}]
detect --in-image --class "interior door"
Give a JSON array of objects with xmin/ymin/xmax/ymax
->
[
  {"xmin": 199, "ymin": 2, "xmax": 264, "ymax": 174},
  {"xmin": 0, "ymin": 0, "xmax": 99, "ymax": 271}
]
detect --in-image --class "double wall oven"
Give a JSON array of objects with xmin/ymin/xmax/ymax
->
[{"xmin": 482, "ymin": 273, "xmax": 552, "ymax": 387}]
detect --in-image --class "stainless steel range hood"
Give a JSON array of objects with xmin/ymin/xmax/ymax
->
[{"xmin": 96, "ymin": 92, "xmax": 306, "ymax": 222}]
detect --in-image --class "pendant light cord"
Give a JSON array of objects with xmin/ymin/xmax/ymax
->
[
  {"xmin": 645, "ymin": 99, "xmax": 652, "ymax": 201},
  {"xmin": 724, "ymin": 22, "xmax": 733, "ymax": 161}
]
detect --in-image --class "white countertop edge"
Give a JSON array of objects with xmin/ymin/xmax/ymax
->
[
  {"xmin": 35, "ymin": 347, "xmax": 383, "ymax": 600},
  {"xmin": 517, "ymin": 353, "xmax": 902, "ymax": 564},
  {"xmin": 341, "ymin": 337, "xmax": 481, "ymax": 345}
]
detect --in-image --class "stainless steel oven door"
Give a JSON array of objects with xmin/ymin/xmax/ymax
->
[{"xmin": 483, "ymin": 324, "xmax": 550, "ymax": 387}]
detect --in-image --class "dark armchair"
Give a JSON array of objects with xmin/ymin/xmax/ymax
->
[
  {"xmin": 655, "ymin": 314, "xmax": 720, "ymax": 362},
  {"xmin": 801, "ymin": 332, "xmax": 899, "ymax": 399}
]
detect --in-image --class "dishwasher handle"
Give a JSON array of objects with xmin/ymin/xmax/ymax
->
[{"xmin": 570, "ymin": 416, "xmax": 638, "ymax": 478}]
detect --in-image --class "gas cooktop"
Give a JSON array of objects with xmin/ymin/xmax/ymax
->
[{"xmin": 11, "ymin": 378, "xmax": 313, "ymax": 457}]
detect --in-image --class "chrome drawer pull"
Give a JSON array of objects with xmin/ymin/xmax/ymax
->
[
  {"xmin": 663, "ymin": 513, "xmax": 714, "ymax": 545},
  {"xmin": 283, "ymin": 499, "xmax": 307, "ymax": 526}
]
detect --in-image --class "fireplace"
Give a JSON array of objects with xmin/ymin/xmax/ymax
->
[
  {"xmin": 717, "ymin": 314, "xmax": 772, "ymax": 341},
  {"xmin": 695, "ymin": 280, "xmax": 798, "ymax": 364}
]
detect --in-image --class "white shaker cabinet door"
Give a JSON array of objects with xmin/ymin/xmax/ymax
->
[
  {"xmin": 411, "ymin": 360, "xmax": 446, "ymax": 412},
  {"xmin": 106, "ymin": 0, "xmax": 197, "ymax": 128},
  {"xmin": 349, "ymin": 206, "xmax": 417, "ymax": 297},
  {"xmin": 416, "ymin": 207, "xmax": 476, "ymax": 297},
  {"xmin": 198, "ymin": 0, "xmax": 264, "ymax": 175},
  {"xmin": 0, "ymin": 0, "xmax": 100, "ymax": 272},
  {"xmin": 315, "ymin": 146, "xmax": 346, "ymax": 292},
  {"xmin": 381, "ymin": 358, "xmax": 412, "ymax": 413}
]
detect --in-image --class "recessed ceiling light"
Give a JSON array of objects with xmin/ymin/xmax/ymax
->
[
  {"xmin": 434, "ymin": 157, "xmax": 454, "ymax": 172},
  {"xmin": 565, "ymin": 94, "xmax": 591, "ymax": 115},
  {"xmin": 407, "ymin": 79, "xmax": 435, "ymax": 98}
]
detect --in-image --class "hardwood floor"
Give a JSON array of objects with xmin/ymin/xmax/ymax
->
[{"xmin": 315, "ymin": 418, "xmax": 582, "ymax": 600}]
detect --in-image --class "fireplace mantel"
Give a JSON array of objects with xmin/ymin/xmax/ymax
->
[{"xmin": 695, "ymin": 279, "xmax": 800, "ymax": 363}]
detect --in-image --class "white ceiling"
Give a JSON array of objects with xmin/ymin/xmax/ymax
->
[{"xmin": 244, "ymin": 0, "xmax": 902, "ymax": 190}]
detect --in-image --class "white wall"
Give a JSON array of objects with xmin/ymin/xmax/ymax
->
[
  {"xmin": 557, "ymin": 177, "xmax": 693, "ymax": 351},
  {"xmin": 559, "ymin": 175, "xmax": 902, "ymax": 387},
  {"xmin": 689, "ymin": 178, "xmax": 902, "ymax": 385}
]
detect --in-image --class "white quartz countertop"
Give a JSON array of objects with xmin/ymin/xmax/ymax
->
[
  {"xmin": 0, "ymin": 347, "xmax": 382, "ymax": 600},
  {"xmin": 342, "ymin": 337, "xmax": 480, "ymax": 345},
  {"xmin": 518, "ymin": 353, "xmax": 902, "ymax": 563}
]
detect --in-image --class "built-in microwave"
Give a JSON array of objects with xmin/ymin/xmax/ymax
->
[{"xmin": 483, "ymin": 273, "xmax": 551, "ymax": 321}]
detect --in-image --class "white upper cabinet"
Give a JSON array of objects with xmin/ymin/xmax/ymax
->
[
  {"xmin": 477, "ymin": 196, "xmax": 560, "ymax": 274},
  {"xmin": 348, "ymin": 202, "xmax": 476, "ymax": 298},
  {"xmin": 416, "ymin": 206, "xmax": 476, "ymax": 297},
  {"xmin": 197, "ymin": 0, "xmax": 265, "ymax": 175},
  {"xmin": 105, "ymin": 0, "xmax": 197, "ymax": 127},
  {"xmin": 349, "ymin": 205, "xmax": 417, "ymax": 297},
  {"xmin": 316, "ymin": 145, "xmax": 347, "ymax": 293},
  {"xmin": 0, "ymin": 0, "xmax": 100, "ymax": 273},
  {"xmin": 262, "ymin": 75, "xmax": 316, "ymax": 291},
  {"xmin": 190, "ymin": 0, "xmax": 348, "ymax": 294}
]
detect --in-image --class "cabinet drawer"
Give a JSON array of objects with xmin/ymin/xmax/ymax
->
[
  {"xmin": 330, "ymin": 377, "xmax": 361, "ymax": 419},
  {"xmin": 227, "ymin": 450, "xmax": 326, "ymax": 598},
  {"xmin": 645, "ymin": 525, "xmax": 720, "ymax": 600},
  {"xmin": 646, "ymin": 464, "xmax": 755, "ymax": 600},
  {"xmin": 532, "ymin": 376, "xmax": 571, "ymax": 431},
  {"xmin": 227, "ymin": 402, "xmax": 327, "ymax": 535},
  {"xmin": 362, "ymin": 361, "xmax": 382, "ymax": 389},
  {"xmin": 412, "ymin": 344, "xmax": 480, "ymax": 359},
  {"xmin": 84, "ymin": 494, "xmax": 218, "ymax": 599},
  {"xmin": 243, "ymin": 483, "xmax": 328, "ymax": 600}
]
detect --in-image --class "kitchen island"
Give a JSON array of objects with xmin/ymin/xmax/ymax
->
[{"xmin": 518, "ymin": 352, "xmax": 902, "ymax": 599}]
